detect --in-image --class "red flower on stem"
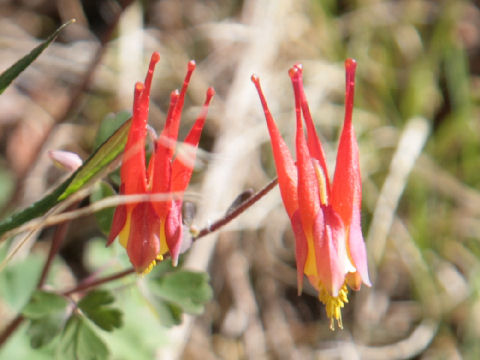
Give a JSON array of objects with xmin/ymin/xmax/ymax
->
[
  {"xmin": 251, "ymin": 59, "xmax": 370, "ymax": 330},
  {"xmin": 107, "ymin": 52, "xmax": 214, "ymax": 274}
]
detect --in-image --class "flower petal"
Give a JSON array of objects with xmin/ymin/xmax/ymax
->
[
  {"xmin": 107, "ymin": 205, "xmax": 126, "ymax": 246},
  {"xmin": 121, "ymin": 83, "xmax": 147, "ymax": 196},
  {"xmin": 126, "ymin": 202, "xmax": 161, "ymax": 273},
  {"xmin": 171, "ymin": 87, "xmax": 214, "ymax": 195},
  {"xmin": 160, "ymin": 61, "xmax": 196, "ymax": 155},
  {"xmin": 332, "ymin": 59, "xmax": 361, "ymax": 225},
  {"xmin": 107, "ymin": 185, "xmax": 126, "ymax": 246},
  {"xmin": 347, "ymin": 207, "xmax": 371, "ymax": 286},
  {"xmin": 151, "ymin": 61, "xmax": 196, "ymax": 217},
  {"xmin": 293, "ymin": 64, "xmax": 331, "ymax": 196},
  {"xmin": 312, "ymin": 208, "xmax": 345, "ymax": 297},
  {"xmin": 165, "ymin": 200, "xmax": 183, "ymax": 266},
  {"xmin": 151, "ymin": 142, "xmax": 172, "ymax": 220},
  {"xmin": 331, "ymin": 59, "xmax": 370, "ymax": 287},
  {"xmin": 290, "ymin": 66, "xmax": 320, "ymax": 233},
  {"xmin": 251, "ymin": 75, "xmax": 298, "ymax": 218},
  {"xmin": 122, "ymin": 53, "xmax": 160, "ymax": 196},
  {"xmin": 290, "ymin": 210, "xmax": 308, "ymax": 295}
]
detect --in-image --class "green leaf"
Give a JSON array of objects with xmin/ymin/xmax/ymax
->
[
  {"xmin": 90, "ymin": 181, "xmax": 116, "ymax": 236},
  {"xmin": 22, "ymin": 291, "xmax": 69, "ymax": 348},
  {"xmin": 0, "ymin": 166, "xmax": 14, "ymax": 209},
  {"xmin": 22, "ymin": 290, "xmax": 68, "ymax": 319},
  {"xmin": 94, "ymin": 111, "xmax": 131, "ymax": 150},
  {"xmin": 152, "ymin": 299, "xmax": 183, "ymax": 328},
  {"xmin": 0, "ymin": 20, "xmax": 74, "ymax": 95},
  {"xmin": 78, "ymin": 290, "xmax": 123, "ymax": 332},
  {"xmin": 0, "ymin": 117, "xmax": 131, "ymax": 237},
  {"xmin": 150, "ymin": 270, "xmax": 213, "ymax": 315},
  {"xmin": 58, "ymin": 117, "xmax": 131, "ymax": 201},
  {"xmin": 0, "ymin": 251, "xmax": 43, "ymax": 311},
  {"xmin": 56, "ymin": 315, "xmax": 109, "ymax": 360},
  {"xmin": 150, "ymin": 256, "xmax": 177, "ymax": 275},
  {"xmin": 27, "ymin": 312, "xmax": 65, "ymax": 348}
]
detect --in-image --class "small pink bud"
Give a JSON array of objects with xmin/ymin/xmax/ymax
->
[{"xmin": 48, "ymin": 150, "xmax": 83, "ymax": 172}]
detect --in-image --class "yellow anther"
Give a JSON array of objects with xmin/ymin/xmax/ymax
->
[
  {"xmin": 141, "ymin": 259, "xmax": 157, "ymax": 275},
  {"xmin": 318, "ymin": 282, "xmax": 349, "ymax": 331}
]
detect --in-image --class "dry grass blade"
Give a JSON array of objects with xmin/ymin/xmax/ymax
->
[{"xmin": 368, "ymin": 117, "xmax": 430, "ymax": 264}]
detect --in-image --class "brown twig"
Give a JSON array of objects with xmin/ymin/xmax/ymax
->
[
  {"xmin": 193, "ymin": 177, "xmax": 278, "ymax": 240},
  {"xmin": 0, "ymin": 201, "xmax": 78, "ymax": 347},
  {"xmin": 0, "ymin": 1, "xmax": 137, "ymax": 347},
  {"xmin": 37, "ymin": 203, "xmax": 79, "ymax": 288},
  {"xmin": 62, "ymin": 267, "xmax": 135, "ymax": 297},
  {"xmin": 0, "ymin": 177, "xmax": 278, "ymax": 348},
  {"xmin": 0, "ymin": 315, "xmax": 24, "ymax": 348}
]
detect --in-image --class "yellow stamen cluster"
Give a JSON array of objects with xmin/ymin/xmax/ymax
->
[
  {"xmin": 141, "ymin": 220, "xmax": 170, "ymax": 275},
  {"xmin": 141, "ymin": 254, "xmax": 165, "ymax": 275},
  {"xmin": 318, "ymin": 282, "xmax": 349, "ymax": 330}
]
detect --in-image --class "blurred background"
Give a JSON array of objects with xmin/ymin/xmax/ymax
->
[{"xmin": 1, "ymin": 0, "xmax": 480, "ymax": 359}]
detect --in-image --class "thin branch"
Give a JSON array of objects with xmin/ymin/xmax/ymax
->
[
  {"xmin": 62, "ymin": 267, "xmax": 135, "ymax": 297},
  {"xmin": 37, "ymin": 202, "xmax": 79, "ymax": 288},
  {"xmin": 0, "ymin": 1, "xmax": 137, "ymax": 348},
  {"xmin": 0, "ymin": 315, "xmax": 24, "ymax": 348},
  {"xmin": 1, "ymin": 191, "xmax": 199, "ymax": 242},
  {"xmin": 193, "ymin": 177, "xmax": 278, "ymax": 240},
  {"xmin": 0, "ymin": 177, "xmax": 278, "ymax": 348}
]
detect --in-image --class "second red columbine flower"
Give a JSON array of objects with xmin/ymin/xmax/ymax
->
[
  {"xmin": 107, "ymin": 52, "xmax": 214, "ymax": 274},
  {"xmin": 252, "ymin": 59, "xmax": 371, "ymax": 330}
]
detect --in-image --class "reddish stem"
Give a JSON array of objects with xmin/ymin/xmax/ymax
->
[
  {"xmin": 194, "ymin": 177, "xmax": 278, "ymax": 240},
  {"xmin": 62, "ymin": 268, "xmax": 135, "ymax": 297},
  {"xmin": 37, "ymin": 203, "xmax": 78, "ymax": 288},
  {"xmin": 0, "ymin": 177, "xmax": 279, "ymax": 349},
  {"xmin": 0, "ymin": 315, "xmax": 23, "ymax": 348}
]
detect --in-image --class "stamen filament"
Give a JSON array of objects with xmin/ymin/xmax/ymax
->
[{"xmin": 318, "ymin": 282, "xmax": 349, "ymax": 331}]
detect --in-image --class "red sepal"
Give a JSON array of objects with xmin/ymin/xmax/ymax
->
[
  {"xmin": 126, "ymin": 202, "xmax": 160, "ymax": 272},
  {"xmin": 165, "ymin": 200, "xmax": 183, "ymax": 266},
  {"xmin": 251, "ymin": 75, "xmax": 298, "ymax": 218},
  {"xmin": 291, "ymin": 210, "xmax": 307, "ymax": 295}
]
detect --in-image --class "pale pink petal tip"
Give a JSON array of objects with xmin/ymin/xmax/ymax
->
[{"xmin": 48, "ymin": 150, "xmax": 83, "ymax": 172}]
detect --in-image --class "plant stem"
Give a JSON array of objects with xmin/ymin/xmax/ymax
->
[
  {"xmin": 37, "ymin": 203, "xmax": 78, "ymax": 288},
  {"xmin": 0, "ymin": 315, "xmax": 23, "ymax": 348},
  {"xmin": 0, "ymin": 202, "xmax": 77, "ymax": 347},
  {"xmin": 0, "ymin": 178, "xmax": 278, "ymax": 348},
  {"xmin": 193, "ymin": 177, "xmax": 278, "ymax": 240},
  {"xmin": 62, "ymin": 268, "xmax": 135, "ymax": 297},
  {"xmin": 0, "ymin": 2, "xmax": 137, "ymax": 346}
]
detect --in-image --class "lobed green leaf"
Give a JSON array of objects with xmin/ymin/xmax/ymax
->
[
  {"xmin": 78, "ymin": 290, "xmax": 123, "ymax": 332},
  {"xmin": 27, "ymin": 313, "xmax": 65, "ymax": 349},
  {"xmin": 22, "ymin": 290, "xmax": 69, "ymax": 348},
  {"xmin": 22, "ymin": 290, "xmax": 68, "ymax": 320},
  {"xmin": 152, "ymin": 300, "xmax": 183, "ymax": 328},
  {"xmin": 150, "ymin": 270, "xmax": 213, "ymax": 315},
  {"xmin": 56, "ymin": 315, "xmax": 109, "ymax": 360}
]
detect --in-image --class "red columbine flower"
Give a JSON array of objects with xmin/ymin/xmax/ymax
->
[
  {"xmin": 251, "ymin": 59, "xmax": 371, "ymax": 330},
  {"xmin": 107, "ymin": 52, "xmax": 214, "ymax": 274}
]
